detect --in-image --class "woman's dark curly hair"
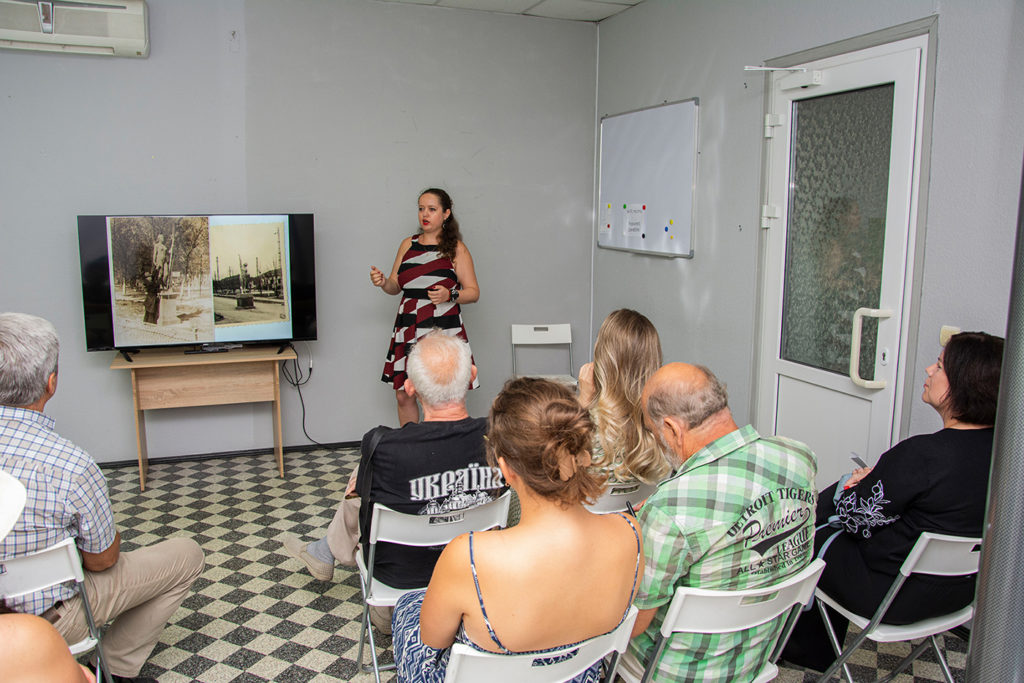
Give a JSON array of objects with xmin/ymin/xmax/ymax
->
[
  {"xmin": 419, "ymin": 188, "xmax": 462, "ymax": 262},
  {"xmin": 486, "ymin": 377, "xmax": 606, "ymax": 507},
  {"xmin": 941, "ymin": 331, "xmax": 1004, "ymax": 425}
]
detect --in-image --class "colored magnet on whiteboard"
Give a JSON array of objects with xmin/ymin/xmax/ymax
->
[
  {"xmin": 669, "ymin": 219, "xmax": 673, "ymax": 225},
  {"xmin": 664, "ymin": 226, "xmax": 669, "ymax": 232},
  {"xmin": 623, "ymin": 204, "xmax": 627, "ymax": 209},
  {"xmin": 641, "ymin": 233, "xmax": 646, "ymax": 239},
  {"xmin": 642, "ymin": 205, "xmax": 646, "ymax": 210}
]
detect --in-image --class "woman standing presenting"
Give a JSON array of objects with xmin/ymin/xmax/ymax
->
[{"xmin": 370, "ymin": 188, "xmax": 480, "ymax": 425}]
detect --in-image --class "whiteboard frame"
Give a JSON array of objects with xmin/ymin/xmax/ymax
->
[{"xmin": 596, "ymin": 97, "xmax": 699, "ymax": 259}]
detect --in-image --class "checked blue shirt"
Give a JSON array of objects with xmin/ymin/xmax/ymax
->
[{"xmin": 0, "ymin": 406, "xmax": 116, "ymax": 615}]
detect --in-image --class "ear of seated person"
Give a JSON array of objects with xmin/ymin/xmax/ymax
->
[
  {"xmin": 390, "ymin": 377, "xmax": 643, "ymax": 682},
  {"xmin": 623, "ymin": 362, "xmax": 818, "ymax": 682}
]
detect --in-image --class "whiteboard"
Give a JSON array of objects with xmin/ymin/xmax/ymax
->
[{"xmin": 597, "ymin": 98, "xmax": 698, "ymax": 258}]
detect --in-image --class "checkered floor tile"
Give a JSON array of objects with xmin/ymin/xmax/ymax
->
[{"xmin": 103, "ymin": 449, "xmax": 968, "ymax": 682}]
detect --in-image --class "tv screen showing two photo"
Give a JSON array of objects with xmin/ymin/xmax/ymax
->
[{"xmin": 78, "ymin": 214, "xmax": 317, "ymax": 352}]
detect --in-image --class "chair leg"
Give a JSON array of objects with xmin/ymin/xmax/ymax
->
[
  {"xmin": 873, "ymin": 638, "xmax": 932, "ymax": 683},
  {"xmin": 931, "ymin": 634, "xmax": 957, "ymax": 683},
  {"xmin": 815, "ymin": 602, "xmax": 857, "ymax": 683},
  {"xmin": 355, "ymin": 603, "xmax": 382, "ymax": 683}
]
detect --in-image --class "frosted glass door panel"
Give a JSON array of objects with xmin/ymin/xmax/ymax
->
[{"xmin": 780, "ymin": 84, "xmax": 893, "ymax": 379}]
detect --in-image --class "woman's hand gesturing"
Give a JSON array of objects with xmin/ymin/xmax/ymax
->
[{"xmin": 370, "ymin": 266, "xmax": 386, "ymax": 288}]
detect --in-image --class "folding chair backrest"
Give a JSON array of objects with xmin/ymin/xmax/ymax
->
[
  {"xmin": 662, "ymin": 558, "xmax": 826, "ymax": 636},
  {"xmin": 510, "ymin": 324, "xmax": 574, "ymax": 380},
  {"xmin": 0, "ymin": 537, "xmax": 83, "ymax": 599},
  {"xmin": 444, "ymin": 604, "xmax": 638, "ymax": 683},
  {"xmin": 585, "ymin": 480, "xmax": 658, "ymax": 514},
  {"xmin": 368, "ymin": 490, "xmax": 512, "ymax": 548},
  {"xmin": 899, "ymin": 532, "xmax": 981, "ymax": 578}
]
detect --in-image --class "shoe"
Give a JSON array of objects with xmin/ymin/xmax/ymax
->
[
  {"xmin": 369, "ymin": 604, "xmax": 393, "ymax": 635},
  {"xmin": 282, "ymin": 534, "xmax": 334, "ymax": 581},
  {"xmin": 111, "ymin": 676, "xmax": 158, "ymax": 683}
]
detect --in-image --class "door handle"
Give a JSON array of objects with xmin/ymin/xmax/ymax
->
[{"xmin": 849, "ymin": 307, "xmax": 893, "ymax": 389}]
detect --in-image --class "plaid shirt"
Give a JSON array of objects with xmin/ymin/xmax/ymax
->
[
  {"xmin": 0, "ymin": 406, "xmax": 116, "ymax": 615},
  {"xmin": 631, "ymin": 424, "xmax": 817, "ymax": 682}
]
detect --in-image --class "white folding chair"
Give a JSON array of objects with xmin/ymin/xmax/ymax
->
[
  {"xmin": 815, "ymin": 532, "xmax": 981, "ymax": 683},
  {"xmin": 355, "ymin": 491, "xmax": 513, "ymax": 683},
  {"xmin": 620, "ymin": 558, "xmax": 826, "ymax": 683},
  {"xmin": 444, "ymin": 604, "xmax": 638, "ymax": 682},
  {"xmin": 585, "ymin": 480, "xmax": 658, "ymax": 515},
  {"xmin": 511, "ymin": 323, "xmax": 576, "ymax": 387},
  {"xmin": 0, "ymin": 537, "xmax": 113, "ymax": 683}
]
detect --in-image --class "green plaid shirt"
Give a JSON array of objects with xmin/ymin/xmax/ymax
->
[{"xmin": 630, "ymin": 424, "xmax": 817, "ymax": 682}]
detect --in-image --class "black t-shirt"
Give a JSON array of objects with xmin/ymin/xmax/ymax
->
[{"xmin": 356, "ymin": 417, "xmax": 504, "ymax": 589}]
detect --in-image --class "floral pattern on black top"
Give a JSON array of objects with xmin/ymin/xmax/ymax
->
[{"xmin": 836, "ymin": 480, "xmax": 898, "ymax": 538}]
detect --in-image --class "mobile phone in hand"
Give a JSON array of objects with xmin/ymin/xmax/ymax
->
[{"xmin": 850, "ymin": 453, "xmax": 868, "ymax": 468}]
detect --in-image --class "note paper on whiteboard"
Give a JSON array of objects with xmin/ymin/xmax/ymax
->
[{"xmin": 597, "ymin": 98, "xmax": 698, "ymax": 258}]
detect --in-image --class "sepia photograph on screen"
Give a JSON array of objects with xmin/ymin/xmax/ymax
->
[
  {"xmin": 210, "ymin": 218, "xmax": 289, "ymax": 329},
  {"xmin": 108, "ymin": 216, "xmax": 215, "ymax": 347}
]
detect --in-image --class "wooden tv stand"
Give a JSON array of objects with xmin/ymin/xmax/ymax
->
[{"xmin": 110, "ymin": 345, "xmax": 298, "ymax": 490}]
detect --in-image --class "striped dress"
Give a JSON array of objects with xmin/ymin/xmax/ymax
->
[{"xmin": 381, "ymin": 236, "xmax": 478, "ymax": 389}]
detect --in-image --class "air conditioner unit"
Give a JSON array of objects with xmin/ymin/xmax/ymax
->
[{"xmin": 0, "ymin": 0, "xmax": 148, "ymax": 57}]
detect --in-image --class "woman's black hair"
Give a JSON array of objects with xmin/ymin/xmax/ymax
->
[{"xmin": 942, "ymin": 331, "xmax": 1004, "ymax": 425}]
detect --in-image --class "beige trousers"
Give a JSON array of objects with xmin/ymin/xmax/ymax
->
[
  {"xmin": 325, "ymin": 469, "xmax": 362, "ymax": 566},
  {"xmin": 51, "ymin": 536, "xmax": 205, "ymax": 677}
]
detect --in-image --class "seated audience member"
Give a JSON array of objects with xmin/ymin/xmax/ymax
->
[
  {"xmin": 578, "ymin": 309, "xmax": 670, "ymax": 484},
  {"xmin": 625, "ymin": 362, "xmax": 817, "ymax": 682},
  {"xmin": 392, "ymin": 377, "xmax": 643, "ymax": 683},
  {"xmin": 782, "ymin": 331, "xmax": 1004, "ymax": 671},
  {"xmin": 0, "ymin": 312, "xmax": 205, "ymax": 683},
  {"xmin": 282, "ymin": 330, "xmax": 504, "ymax": 632},
  {"xmin": 0, "ymin": 469, "xmax": 92, "ymax": 682}
]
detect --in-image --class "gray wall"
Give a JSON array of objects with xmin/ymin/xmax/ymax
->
[
  {"xmin": 2, "ymin": 0, "xmax": 1021, "ymax": 464},
  {"xmin": 594, "ymin": 0, "xmax": 1024, "ymax": 436},
  {"xmin": 0, "ymin": 0, "xmax": 597, "ymax": 462}
]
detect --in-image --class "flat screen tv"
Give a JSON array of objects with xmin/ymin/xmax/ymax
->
[{"xmin": 78, "ymin": 214, "xmax": 317, "ymax": 352}]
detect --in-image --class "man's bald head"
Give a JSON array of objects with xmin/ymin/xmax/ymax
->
[
  {"xmin": 406, "ymin": 331, "xmax": 472, "ymax": 408},
  {"xmin": 642, "ymin": 362, "xmax": 729, "ymax": 430}
]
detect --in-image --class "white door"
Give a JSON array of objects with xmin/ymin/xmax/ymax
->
[{"xmin": 756, "ymin": 36, "xmax": 927, "ymax": 487}]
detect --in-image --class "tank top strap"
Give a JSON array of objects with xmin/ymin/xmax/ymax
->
[
  {"xmin": 468, "ymin": 531, "xmax": 512, "ymax": 654},
  {"xmin": 614, "ymin": 511, "xmax": 643, "ymax": 618}
]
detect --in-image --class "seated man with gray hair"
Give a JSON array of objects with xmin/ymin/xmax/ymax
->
[
  {"xmin": 623, "ymin": 362, "xmax": 818, "ymax": 682},
  {"xmin": 0, "ymin": 312, "xmax": 205, "ymax": 683},
  {"xmin": 282, "ymin": 330, "xmax": 504, "ymax": 631}
]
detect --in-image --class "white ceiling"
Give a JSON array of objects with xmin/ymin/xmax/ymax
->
[{"xmin": 375, "ymin": 0, "xmax": 644, "ymax": 23}]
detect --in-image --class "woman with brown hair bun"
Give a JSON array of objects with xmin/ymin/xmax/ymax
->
[
  {"xmin": 578, "ymin": 309, "xmax": 669, "ymax": 484},
  {"xmin": 392, "ymin": 377, "xmax": 643, "ymax": 683}
]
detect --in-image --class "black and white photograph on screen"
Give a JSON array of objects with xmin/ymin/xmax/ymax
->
[
  {"xmin": 210, "ymin": 218, "xmax": 289, "ymax": 328},
  {"xmin": 108, "ymin": 216, "xmax": 214, "ymax": 346}
]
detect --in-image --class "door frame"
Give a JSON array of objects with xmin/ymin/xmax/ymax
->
[{"xmin": 750, "ymin": 16, "xmax": 938, "ymax": 444}]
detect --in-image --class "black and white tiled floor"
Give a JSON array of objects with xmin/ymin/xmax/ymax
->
[{"xmin": 104, "ymin": 449, "xmax": 968, "ymax": 682}]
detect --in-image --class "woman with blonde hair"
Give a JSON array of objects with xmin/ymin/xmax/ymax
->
[
  {"xmin": 392, "ymin": 377, "xmax": 642, "ymax": 682},
  {"xmin": 578, "ymin": 309, "xmax": 668, "ymax": 484}
]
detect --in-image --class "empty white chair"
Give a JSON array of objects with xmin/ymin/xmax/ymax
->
[
  {"xmin": 0, "ymin": 537, "xmax": 113, "ymax": 683},
  {"xmin": 511, "ymin": 323, "xmax": 575, "ymax": 387},
  {"xmin": 585, "ymin": 480, "xmax": 658, "ymax": 515},
  {"xmin": 355, "ymin": 491, "xmax": 513, "ymax": 683},
  {"xmin": 815, "ymin": 532, "xmax": 981, "ymax": 683},
  {"xmin": 620, "ymin": 558, "xmax": 826, "ymax": 683},
  {"xmin": 443, "ymin": 604, "xmax": 638, "ymax": 682}
]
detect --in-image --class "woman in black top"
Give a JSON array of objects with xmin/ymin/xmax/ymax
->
[{"xmin": 783, "ymin": 331, "xmax": 1004, "ymax": 671}]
